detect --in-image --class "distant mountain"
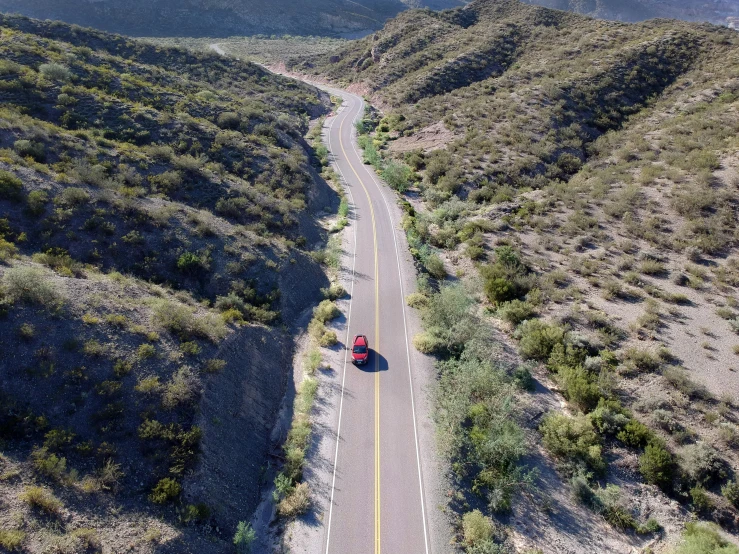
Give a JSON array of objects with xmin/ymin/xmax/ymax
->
[
  {"xmin": 522, "ymin": 0, "xmax": 739, "ymax": 26},
  {"xmin": 0, "ymin": 0, "xmax": 465, "ymax": 37}
]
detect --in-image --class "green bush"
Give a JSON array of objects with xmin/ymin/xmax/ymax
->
[
  {"xmin": 689, "ymin": 485, "xmax": 713, "ymax": 513},
  {"xmin": 721, "ymin": 480, "xmax": 739, "ymax": 508},
  {"xmin": 639, "ymin": 442, "xmax": 676, "ymax": 491},
  {"xmin": 176, "ymin": 252, "xmax": 203, "ymax": 273},
  {"xmin": 277, "ymin": 481, "xmax": 310, "ymax": 517},
  {"xmin": 19, "ymin": 485, "xmax": 62, "ymax": 514},
  {"xmin": 314, "ymin": 300, "xmax": 340, "ymax": 323},
  {"xmin": 484, "ymin": 277, "xmax": 515, "ymax": 304},
  {"xmin": 670, "ymin": 522, "xmax": 739, "ymax": 554},
  {"xmin": 39, "ymin": 62, "xmax": 72, "ymax": 82},
  {"xmin": 588, "ymin": 399, "xmax": 629, "ymax": 436},
  {"xmin": 557, "ymin": 363, "xmax": 601, "ymax": 413},
  {"xmin": 680, "ymin": 443, "xmax": 727, "ymax": 486},
  {"xmin": 149, "ymin": 477, "xmax": 181, "ymax": 504},
  {"xmin": 413, "ymin": 332, "xmax": 441, "ymax": 353},
  {"xmin": 0, "ymin": 171, "xmax": 22, "ymax": 200},
  {"xmin": 217, "ymin": 111, "xmax": 241, "ymax": 129},
  {"xmin": 517, "ymin": 319, "xmax": 566, "ymax": 361},
  {"xmin": 26, "ymin": 190, "xmax": 48, "ymax": 215},
  {"xmin": 13, "ymin": 140, "xmax": 45, "ymax": 162},
  {"xmin": 497, "ymin": 299, "xmax": 535, "ymax": 326},
  {"xmin": 424, "ymin": 253, "xmax": 446, "ymax": 279},
  {"xmin": 540, "ymin": 412, "xmax": 605, "ymax": 475},
  {"xmin": 0, "ymin": 529, "xmax": 25, "ymax": 550},
  {"xmin": 3, "ymin": 266, "xmax": 64, "ymax": 308},
  {"xmin": 462, "ymin": 509, "xmax": 494, "ymax": 546},
  {"xmin": 382, "ymin": 161, "xmax": 413, "ymax": 192},
  {"xmin": 233, "ymin": 521, "xmax": 256, "ymax": 554},
  {"xmin": 616, "ymin": 419, "xmax": 653, "ymax": 449}
]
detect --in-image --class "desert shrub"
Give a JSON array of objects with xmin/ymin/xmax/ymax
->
[
  {"xmin": 0, "ymin": 171, "xmax": 22, "ymax": 200},
  {"xmin": 462, "ymin": 510, "xmax": 494, "ymax": 546},
  {"xmin": 31, "ymin": 447, "xmax": 69, "ymax": 481},
  {"xmin": 26, "ymin": 190, "xmax": 49, "ymax": 215},
  {"xmin": 3, "ymin": 266, "xmax": 63, "ymax": 308},
  {"xmin": 152, "ymin": 300, "xmax": 225, "ymax": 343},
  {"xmin": 413, "ymin": 332, "xmax": 441, "ymax": 353},
  {"xmin": 690, "ymin": 485, "xmax": 713, "ymax": 513},
  {"xmin": 497, "ymin": 299, "xmax": 535, "ymax": 326},
  {"xmin": 540, "ymin": 412, "xmax": 605, "ymax": 475},
  {"xmin": 39, "ymin": 63, "xmax": 72, "ymax": 82},
  {"xmin": 19, "ymin": 485, "xmax": 62, "ymax": 514},
  {"xmin": 721, "ymin": 480, "xmax": 739, "ymax": 508},
  {"xmin": 56, "ymin": 187, "xmax": 90, "ymax": 207},
  {"xmin": 277, "ymin": 481, "xmax": 310, "ymax": 517},
  {"xmin": 419, "ymin": 284, "xmax": 481, "ymax": 356},
  {"xmin": 204, "ymin": 358, "xmax": 227, "ymax": 373},
  {"xmin": 137, "ymin": 344, "xmax": 156, "ymax": 360},
  {"xmin": 0, "ymin": 529, "xmax": 24, "ymax": 550},
  {"xmin": 176, "ymin": 252, "xmax": 204, "ymax": 273},
  {"xmin": 382, "ymin": 161, "xmax": 413, "ymax": 192},
  {"xmin": 406, "ymin": 292, "xmax": 429, "ymax": 309},
  {"xmin": 318, "ymin": 330, "xmax": 338, "ymax": 346},
  {"xmin": 149, "ymin": 477, "xmax": 181, "ymax": 504},
  {"xmin": 639, "ymin": 442, "xmax": 676, "ymax": 491},
  {"xmin": 555, "ymin": 361, "xmax": 601, "ymax": 412},
  {"xmin": 516, "ymin": 319, "xmax": 566, "ymax": 361},
  {"xmin": 314, "ymin": 300, "xmax": 340, "ymax": 323},
  {"xmin": 217, "ymin": 111, "xmax": 241, "ymax": 129},
  {"xmin": 588, "ymin": 399, "xmax": 629, "ymax": 436},
  {"xmin": 424, "ymin": 253, "xmax": 446, "ymax": 279},
  {"xmin": 233, "ymin": 521, "xmax": 256, "ymax": 554},
  {"xmin": 663, "ymin": 367, "xmax": 708, "ymax": 399},
  {"xmin": 680, "ymin": 443, "xmax": 727, "ymax": 486},
  {"xmin": 14, "ymin": 139, "xmax": 45, "ymax": 162},
  {"xmin": 162, "ymin": 367, "xmax": 199, "ymax": 409},
  {"xmin": 670, "ymin": 522, "xmax": 739, "ymax": 554},
  {"xmin": 616, "ymin": 419, "xmax": 653, "ymax": 449},
  {"xmin": 623, "ymin": 348, "xmax": 661, "ymax": 372},
  {"xmin": 135, "ymin": 376, "xmax": 161, "ymax": 394},
  {"xmin": 513, "ymin": 363, "xmax": 534, "ymax": 391},
  {"xmin": 321, "ymin": 283, "xmax": 346, "ymax": 300}
]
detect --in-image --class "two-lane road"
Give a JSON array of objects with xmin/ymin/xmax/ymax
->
[{"xmin": 322, "ymin": 89, "xmax": 430, "ymax": 554}]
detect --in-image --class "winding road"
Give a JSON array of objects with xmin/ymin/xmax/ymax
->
[{"xmin": 319, "ymin": 88, "xmax": 431, "ymax": 554}]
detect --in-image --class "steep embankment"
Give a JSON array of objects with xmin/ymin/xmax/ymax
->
[
  {"xmin": 0, "ymin": 14, "xmax": 336, "ymax": 551},
  {"xmin": 291, "ymin": 1, "xmax": 739, "ymax": 552}
]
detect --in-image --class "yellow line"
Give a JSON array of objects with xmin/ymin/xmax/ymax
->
[{"xmin": 338, "ymin": 105, "xmax": 381, "ymax": 554}]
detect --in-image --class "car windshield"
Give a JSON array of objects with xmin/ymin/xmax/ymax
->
[{"xmin": 353, "ymin": 345, "xmax": 367, "ymax": 354}]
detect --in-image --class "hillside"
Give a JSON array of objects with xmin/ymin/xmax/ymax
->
[
  {"xmin": 0, "ymin": 0, "xmax": 465, "ymax": 38},
  {"xmin": 0, "ymin": 13, "xmax": 337, "ymax": 552},
  {"xmin": 524, "ymin": 0, "xmax": 739, "ymax": 26},
  {"xmin": 290, "ymin": 0, "xmax": 739, "ymax": 551}
]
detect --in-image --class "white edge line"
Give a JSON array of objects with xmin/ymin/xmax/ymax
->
[
  {"xmin": 324, "ymin": 96, "xmax": 359, "ymax": 554},
  {"xmin": 348, "ymin": 96, "xmax": 431, "ymax": 554}
]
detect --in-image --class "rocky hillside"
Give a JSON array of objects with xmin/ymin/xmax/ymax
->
[
  {"xmin": 524, "ymin": 0, "xmax": 739, "ymax": 26},
  {"xmin": 0, "ymin": 14, "xmax": 337, "ymax": 552},
  {"xmin": 292, "ymin": 0, "xmax": 739, "ymax": 551},
  {"xmin": 0, "ymin": 0, "xmax": 464, "ymax": 38}
]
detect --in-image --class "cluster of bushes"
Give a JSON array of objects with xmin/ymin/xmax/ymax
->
[
  {"xmin": 519, "ymin": 314, "xmax": 739, "ymax": 525},
  {"xmin": 412, "ymin": 283, "xmax": 532, "ymax": 548}
]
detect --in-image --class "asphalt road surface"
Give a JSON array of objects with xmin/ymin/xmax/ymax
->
[{"xmin": 322, "ymin": 89, "xmax": 430, "ymax": 554}]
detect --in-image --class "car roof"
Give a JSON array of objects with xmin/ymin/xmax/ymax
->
[{"xmin": 353, "ymin": 334, "xmax": 367, "ymax": 345}]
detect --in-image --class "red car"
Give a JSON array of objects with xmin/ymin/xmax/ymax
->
[{"xmin": 351, "ymin": 334, "xmax": 369, "ymax": 365}]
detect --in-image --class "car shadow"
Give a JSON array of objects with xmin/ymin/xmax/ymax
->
[{"xmin": 353, "ymin": 349, "xmax": 388, "ymax": 373}]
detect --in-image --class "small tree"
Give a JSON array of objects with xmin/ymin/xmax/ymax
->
[
  {"xmin": 639, "ymin": 442, "xmax": 675, "ymax": 491},
  {"xmin": 233, "ymin": 521, "xmax": 256, "ymax": 554}
]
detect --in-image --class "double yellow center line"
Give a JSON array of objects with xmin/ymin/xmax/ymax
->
[{"xmin": 338, "ymin": 109, "xmax": 382, "ymax": 554}]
